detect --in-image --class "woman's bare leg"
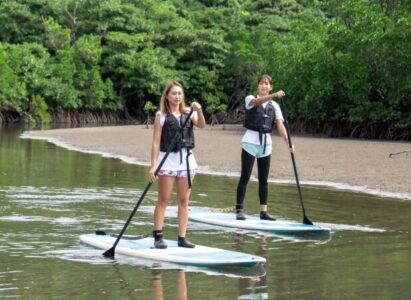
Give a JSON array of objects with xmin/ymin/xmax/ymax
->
[
  {"xmin": 175, "ymin": 177, "xmax": 191, "ymax": 237},
  {"xmin": 154, "ymin": 175, "xmax": 175, "ymax": 230}
]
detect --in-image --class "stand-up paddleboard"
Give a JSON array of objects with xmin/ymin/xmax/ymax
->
[
  {"xmin": 189, "ymin": 212, "xmax": 331, "ymax": 234},
  {"xmin": 80, "ymin": 232, "xmax": 265, "ymax": 267}
]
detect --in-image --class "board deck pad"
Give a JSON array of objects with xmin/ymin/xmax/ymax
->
[
  {"xmin": 189, "ymin": 211, "xmax": 331, "ymax": 234},
  {"xmin": 80, "ymin": 233, "xmax": 266, "ymax": 267}
]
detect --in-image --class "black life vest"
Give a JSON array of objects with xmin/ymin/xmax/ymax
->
[
  {"xmin": 160, "ymin": 113, "xmax": 195, "ymax": 152},
  {"xmin": 244, "ymin": 101, "xmax": 276, "ymax": 133}
]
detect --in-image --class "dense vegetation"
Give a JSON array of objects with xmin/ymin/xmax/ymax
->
[{"xmin": 0, "ymin": 0, "xmax": 410, "ymax": 139}]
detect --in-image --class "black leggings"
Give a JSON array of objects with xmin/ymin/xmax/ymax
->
[{"xmin": 236, "ymin": 149, "xmax": 271, "ymax": 208}]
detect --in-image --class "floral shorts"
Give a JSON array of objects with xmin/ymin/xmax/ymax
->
[{"xmin": 157, "ymin": 169, "xmax": 196, "ymax": 178}]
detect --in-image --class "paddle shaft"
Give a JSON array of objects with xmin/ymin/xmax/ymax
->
[
  {"xmin": 103, "ymin": 109, "xmax": 195, "ymax": 258},
  {"xmin": 279, "ymin": 99, "xmax": 313, "ymax": 225}
]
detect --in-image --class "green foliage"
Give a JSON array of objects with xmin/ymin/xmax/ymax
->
[
  {"xmin": 44, "ymin": 47, "xmax": 80, "ymax": 109},
  {"xmin": 260, "ymin": 0, "xmax": 410, "ymax": 134},
  {"xmin": 0, "ymin": 44, "xmax": 27, "ymax": 111},
  {"xmin": 205, "ymin": 97, "xmax": 228, "ymax": 115},
  {"xmin": 30, "ymin": 94, "xmax": 51, "ymax": 123},
  {"xmin": 143, "ymin": 100, "xmax": 157, "ymax": 127},
  {"xmin": 102, "ymin": 31, "xmax": 177, "ymax": 104},
  {"xmin": 72, "ymin": 34, "xmax": 119, "ymax": 109},
  {"xmin": 0, "ymin": 0, "xmax": 45, "ymax": 44},
  {"xmin": 0, "ymin": 0, "xmax": 409, "ymax": 138},
  {"xmin": 43, "ymin": 17, "xmax": 71, "ymax": 52},
  {"xmin": 6, "ymin": 43, "xmax": 50, "ymax": 106},
  {"xmin": 143, "ymin": 101, "xmax": 157, "ymax": 114}
]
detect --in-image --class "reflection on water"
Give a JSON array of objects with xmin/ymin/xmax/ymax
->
[
  {"xmin": 1, "ymin": 125, "xmax": 411, "ymax": 299},
  {"xmin": 152, "ymin": 270, "xmax": 268, "ymax": 300},
  {"xmin": 238, "ymin": 276, "xmax": 268, "ymax": 300},
  {"xmin": 151, "ymin": 271, "xmax": 187, "ymax": 300}
]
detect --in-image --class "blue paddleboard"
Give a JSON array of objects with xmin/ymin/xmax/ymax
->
[
  {"xmin": 80, "ymin": 233, "xmax": 266, "ymax": 267},
  {"xmin": 189, "ymin": 212, "xmax": 330, "ymax": 234}
]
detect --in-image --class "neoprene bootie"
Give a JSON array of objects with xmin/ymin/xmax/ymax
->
[
  {"xmin": 236, "ymin": 209, "xmax": 246, "ymax": 220},
  {"xmin": 177, "ymin": 236, "xmax": 195, "ymax": 248},
  {"xmin": 153, "ymin": 230, "xmax": 167, "ymax": 249},
  {"xmin": 236, "ymin": 205, "xmax": 246, "ymax": 220},
  {"xmin": 260, "ymin": 211, "xmax": 276, "ymax": 221}
]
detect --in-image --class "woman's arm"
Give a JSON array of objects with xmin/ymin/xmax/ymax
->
[
  {"xmin": 276, "ymin": 119, "xmax": 294, "ymax": 152},
  {"xmin": 190, "ymin": 102, "xmax": 206, "ymax": 129},
  {"xmin": 149, "ymin": 114, "xmax": 162, "ymax": 182},
  {"xmin": 249, "ymin": 90, "xmax": 286, "ymax": 106}
]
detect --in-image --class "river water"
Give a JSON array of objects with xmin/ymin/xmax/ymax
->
[{"xmin": 1, "ymin": 125, "xmax": 410, "ymax": 299}]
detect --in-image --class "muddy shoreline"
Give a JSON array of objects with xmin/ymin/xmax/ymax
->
[{"xmin": 22, "ymin": 125, "xmax": 411, "ymax": 200}]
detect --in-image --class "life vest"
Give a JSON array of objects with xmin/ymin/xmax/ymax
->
[
  {"xmin": 160, "ymin": 113, "xmax": 195, "ymax": 152},
  {"xmin": 244, "ymin": 101, "xmax": 276, "ymax": 133}
]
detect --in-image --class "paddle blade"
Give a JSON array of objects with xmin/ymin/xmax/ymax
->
[
  {"xmin": 103, "ymin": 247, "xmax": 115, "ymax": 259},
  {"xmin": 303, "ymin": 216, "xmax": 313, "ymax": 225}
]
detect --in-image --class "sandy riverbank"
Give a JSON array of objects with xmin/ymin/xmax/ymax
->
[{"xmin": 22, "ymin": 125, "xmax": 411, "ymax": 200}]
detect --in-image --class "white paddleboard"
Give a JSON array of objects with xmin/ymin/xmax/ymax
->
[
  {"xmin": 189, "ymin": 212, "xmax": 331, "ymax": 234},
  {"xmin": 80, "ymin": 233, "xmax": 266, "ymax": 267}
]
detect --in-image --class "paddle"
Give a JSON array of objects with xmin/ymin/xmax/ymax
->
[
  {"xmin": 103, "ymin": 108, "xmax": 195, "ymax": 258},
  {"xmin": 279, "ymin": 98, "xmax": 313, "ymax": 225}
]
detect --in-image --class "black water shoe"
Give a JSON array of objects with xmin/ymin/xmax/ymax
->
[
  {"xmin": 178, "ymin": 237, "xmax": 195, "ymax": 248},
  {"xmin": 153, "ymin": 230, "xmax": 167, "ymax": 249},
  {"xmin": 154, "ymin": 239, "xmax": 168, "ymax": 249},
  {"xmin": 236, "ymin": 210, "xmax": 246, "ymax": 220},
  {"xmin": 260, "ymin": 211, "xmax": 276, "ymax": 221}
]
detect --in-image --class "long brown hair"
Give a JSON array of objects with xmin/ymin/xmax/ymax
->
[{"xmin": 160, "ymin": 81, "xmax": 187, "ymax": 114}]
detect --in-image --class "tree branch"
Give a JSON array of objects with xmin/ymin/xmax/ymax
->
[{"xmin": 389, "ymin": 150, "xmax": 411, "ymax": 158}]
